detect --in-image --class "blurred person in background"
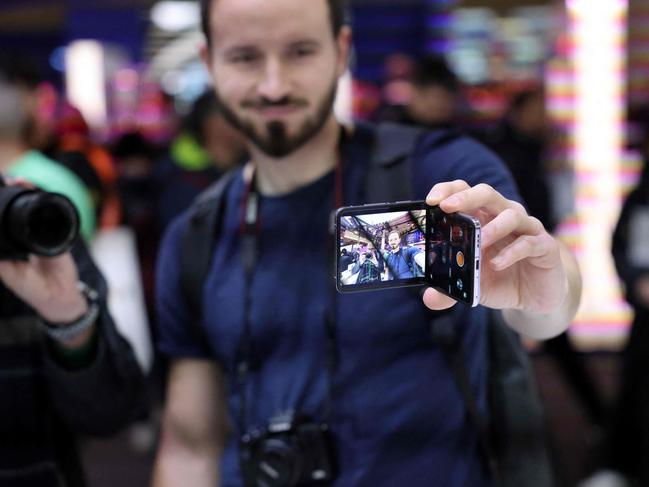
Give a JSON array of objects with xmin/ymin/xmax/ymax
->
[
  {"xmin": 600, "ymin": 115, "xmax": 649, "ymax": 487},
  {"xmin": 0, "ymin": 55, "xmax": 96, "ymax": 241},
  {"xmin": 53, "ymin": 101, "xmax": 123, "ymax": 230},
  {"xmin": 0, "ymin": 55, "xmax": 146, "ymax": 487},
  {"xmin": 111, "ymin": 131, "xmax": 160, "ymax": 321},
  {"xmin": 481, "ymin": 87, "xmax": 607, "ymax": 482},
  {"xmin": 154, "ymin": 90, "xmax": 247, "ymax": 235},
  {"xmin": 480, "ymin": 88, "xmax": 555, "ymax": 232},
  {"xmin": 377, "ymin": 54, "xmax": 465, "ymax": 130}
]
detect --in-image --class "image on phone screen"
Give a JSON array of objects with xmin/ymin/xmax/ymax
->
[
  {"xmin": 336, "ymin": 202, "xmax": 427, "ymax": 292},
  {"xmin": 335, "ymin": 201, "xmax": 481, "ymax": 306}
]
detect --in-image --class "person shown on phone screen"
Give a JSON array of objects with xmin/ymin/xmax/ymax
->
[
  {"xmin": 357, "ymin": 251, "xmax": 381, "ymax": 284},
  {"xmin": 384, "ymin": 230, "xmax": 425, "ymax": 279},
  {"xmin": 152, "ymin": 0, "xmax": 582, "ymax": 485}
]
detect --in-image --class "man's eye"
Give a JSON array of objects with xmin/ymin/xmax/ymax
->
[
  {"xmin": 290, "ymin": 47, "xmax": 315, "ymax": 58},
  {"xmin": 232, "ymin": 53, "xmax": 259, "ymax": 63}
]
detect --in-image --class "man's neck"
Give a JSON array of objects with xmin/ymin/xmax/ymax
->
[
  {"xmin": 0, "ymin": 141, "xmax": 27, "ymax": 172},
  {"xmin": 249, "ymin": 116, "xmax": 341, "ymax": 196}
]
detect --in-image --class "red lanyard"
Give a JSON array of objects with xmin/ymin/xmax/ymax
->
[
  {"xmin": 239, "ymin": 154, "xmax": 345, "ymax": 238},
  {"xmin": 235, "ymin": 149, "xmax": 345, "ymax": 430}
]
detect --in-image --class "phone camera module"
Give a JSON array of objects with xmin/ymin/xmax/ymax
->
[{"xmin": 456, "ymin": 278, "xmax": 463, "ymax": 291}]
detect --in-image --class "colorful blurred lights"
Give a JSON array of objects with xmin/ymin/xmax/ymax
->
[
  {"xmin": 65, "ymin": 40, "xmax": 107, "ymax": 129},
  {"xmin": 568, "ymin": 0, "xmax": 630, "ymax": 346}
]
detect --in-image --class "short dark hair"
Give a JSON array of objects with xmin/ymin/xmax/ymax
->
[
  {"xmin": 0, "ymin": 53, "xmax": 42, "ymax": 90},
  {"xmin": 200, "ymin": 0, "xmax": 347, "ymax": 47},
  {"xmin": 509, "ymin": 87, "xmax": 544, "ymax": 114},
  {"xmin": 184, "ymin": 90, "xmax": 220, "ymax": 142},
  {"xmin": 411, "ymin": 55, "xmax": 459, "ymax": 93}
]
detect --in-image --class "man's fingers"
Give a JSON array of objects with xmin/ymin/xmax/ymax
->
[
  {"xmin": 2, "ymin": 177, "xmax": 35, "ymax": 189},
  {"xmin": 426, "ymin": 180, "xmax": 471, "ymax": 205},
  {"xmin": 490, "ymin": 233, "xmax": 556, "ymax": 271},
  {"xmin": 422, "ymin": 287, "xmax": 457, "ymax": 310},
  {"xmin": 440, "ymin": 183, "xmax": 518, "ymax": 216},
  {"xmin": 429, "ymin": 182, "xmax": 529, "ymax": 227},
  {"xmin": 481, "ymin": 210, "xmax": 545, "ymax": 249}
]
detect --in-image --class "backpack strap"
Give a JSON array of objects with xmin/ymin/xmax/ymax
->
[
  {"xmin": 430, "ymin": 314, "xmax": 500, "ymax": 481},
  {"xmin": 179, "ymin": 169, "xmax": 239, "ymax": 344},
  {"xmin": 367, "ymin": 122, "xmax": 499, "ymax": 480},
  {"xmin": 365, "ymin": 122, "xmax": 426, "ymax": 203}
]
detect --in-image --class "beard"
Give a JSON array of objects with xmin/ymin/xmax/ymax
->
[{"xmin": 213, "ymin": 78, "xmax": 338, "ymax": 158}]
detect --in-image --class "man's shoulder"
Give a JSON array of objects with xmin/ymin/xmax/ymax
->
[
  {"xmin": 190, "ymin": 166, "xmax": 244, "ymax": 211},
  {"xmin": 160, "ymin": 168, "xmax": 245, "ymax": 256},
  {"xmin": 404, "ymin": 246, "xmax": 421, "ymax": 255},
  {"xmin": 10, "ymin": 150, "xmax": 88, "ymax": 192},
  {"xmin": 415, "ymin": 129, "xmax": 499, "ymax": 167},
  {"xmin": 411, "ymin": 128, "xmax": 519, "ymax": 201},
  {"xmin": 352, "ymin": 121, "xmax": 500, "ymax": 173}
]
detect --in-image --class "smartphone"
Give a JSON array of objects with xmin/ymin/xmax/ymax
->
[{"xmin": 334, "ymin": 201, "xmax": 481, "ymax": 306}]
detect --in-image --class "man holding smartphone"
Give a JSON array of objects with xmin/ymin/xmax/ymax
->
[
  {"xmin": 153, "ymin": 0, "xmax": 582, "ymax": 485},
  {"xmin": 384, "ymin": 230, "xmax": 425, "ymax": 280}
]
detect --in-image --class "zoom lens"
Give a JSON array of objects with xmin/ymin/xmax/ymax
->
[{"xmin": 0, "ymin": 185, "xmax": 79, "ymax": 259}]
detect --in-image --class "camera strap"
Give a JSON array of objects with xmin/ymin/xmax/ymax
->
[{"xmin": 236, "ymin": 137, "xmax": 345, "ymax": 434}]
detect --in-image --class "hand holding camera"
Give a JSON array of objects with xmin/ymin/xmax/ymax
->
[{"xmin": 0, "ymin": 177, "xmax": 86, "ymax": 325}]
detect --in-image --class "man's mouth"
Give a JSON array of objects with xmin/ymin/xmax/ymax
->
[{"xmin": 256, "ymin": 104, "xmax": 300, "ymax": 118}]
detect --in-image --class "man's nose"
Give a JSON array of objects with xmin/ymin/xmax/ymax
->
[{"xmin": 257, "ymin": 59, "xmax": 290, "ymax": 101}]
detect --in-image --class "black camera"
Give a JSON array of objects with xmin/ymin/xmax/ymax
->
[
  {"xmin": 240, "ymin": 412, "xmax": 336, "ymax": 487},
  {"xmin": 0, "ymin": 179, "xmax": 80, "ymax": 260}
]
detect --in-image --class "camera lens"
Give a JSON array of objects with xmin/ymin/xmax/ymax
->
[
  {"xmin": 255, "ymin": 438, "xmax": 303, "ymax": 487},
  {"xmin": 6, "ymin": 191, "xmax": 79, "ymax": 257}
]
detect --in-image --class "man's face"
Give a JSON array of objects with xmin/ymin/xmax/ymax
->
[
  {"xmin": 388, "ymin": 233, "xmax": 401, "ymax": 251},
  {"xmin": 202, "ymin": 0, "xmax": 350, "ymax": 158}
]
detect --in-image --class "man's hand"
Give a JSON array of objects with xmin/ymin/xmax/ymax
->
[
  {"xmin": 424, "ymin": 180, "xmax": 581, "ymax": 338},
  {"xmin": 0, "ymin": 252, "xmax": 87, "ymax": 324}
]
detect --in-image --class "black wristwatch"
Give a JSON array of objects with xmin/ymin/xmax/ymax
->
[{"xmin": 40, "ymin": 281, "xmax": 100, "ymax": 342}]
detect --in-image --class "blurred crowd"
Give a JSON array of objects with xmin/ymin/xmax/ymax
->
[{"xmin": 2, "ymin": 41, "xmax": 649, "ymax": 487}]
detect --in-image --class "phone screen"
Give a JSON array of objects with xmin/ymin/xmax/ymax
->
[
  {"xmin": 335, "ymin": 201, "xmax": 481, "ymax": 306},
  {"xmin": 336, "ymin": 202, "xmax": 427, "ymax": 292}
]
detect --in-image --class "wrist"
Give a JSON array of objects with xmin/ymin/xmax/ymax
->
[
  {"xmin": 38, "ymin": 290, "xmax": 88, "ymax": 324},
  {"xmin": 39, "ymin": 282, "xmax": 100, "ymax": 344}
]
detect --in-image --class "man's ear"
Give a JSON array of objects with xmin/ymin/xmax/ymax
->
[
  {"xmin": 335, "ymin": 26, "xmax": 352, "ymax": 78},
  {"xmin": 199, "ymin": 42, "xmax": 212, "ymax": 72}
]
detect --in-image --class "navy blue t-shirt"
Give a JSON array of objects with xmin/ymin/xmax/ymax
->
[{"xmin": 156, "ymin": 124, "xmax": 520, "ymax": 487}]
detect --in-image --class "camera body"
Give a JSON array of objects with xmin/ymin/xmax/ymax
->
[
  {"xmin": 240, "ymin": 412, "xmax": 336, "ymax": 487},
  {"xmin": 0, "ymin": 181, "xmax": 79, "ymax": 260}
]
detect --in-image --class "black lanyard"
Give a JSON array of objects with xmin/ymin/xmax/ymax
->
[{"xmin": 236, "ymin": 147, "xmax": 345, "ymax": 433}]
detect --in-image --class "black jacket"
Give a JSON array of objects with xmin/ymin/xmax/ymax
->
[
  {"xmin": 612, "ymin": 162, "xmax": 649, "ymax": 311},
  {"xmin": 0, "ymin": 240, "xmax": 147, "ymax": 487}
]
